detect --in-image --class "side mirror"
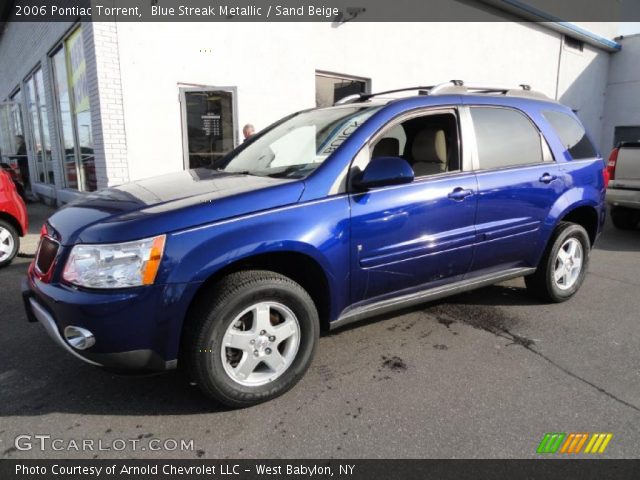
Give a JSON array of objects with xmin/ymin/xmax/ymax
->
[{"xmin": 352, "ymin": 156, "xmax": 414, "ymax": 190}]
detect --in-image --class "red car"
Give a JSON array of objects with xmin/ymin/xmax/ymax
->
[{"xmin": 0, "ymin": 169, "xmax": 28, "ymax": 267}]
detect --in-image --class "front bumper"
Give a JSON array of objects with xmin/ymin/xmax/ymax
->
[{"xmin": 21, "ymin": 274, "xmax": 195, "ymax": 371}]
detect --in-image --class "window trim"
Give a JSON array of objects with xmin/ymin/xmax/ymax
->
[
  {"xmin": 467, "ymin": 105, "xmax": 551, "ymax": 173},
  {"xmin": 178, "ymin": 85, "xmax": 239, "ymax": 171}
]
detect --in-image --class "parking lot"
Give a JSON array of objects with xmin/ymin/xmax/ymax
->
[{"xmin": 1, "ymin": 206, "xmax": 639, "ymax": 459}]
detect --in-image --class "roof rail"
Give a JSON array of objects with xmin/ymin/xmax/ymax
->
[
  {"xmin": 333, "ymin": 86, "xmax": 433, "ymax": 105},
  {"xmin": 429, "ymin": 80, "xmax": 550, "ymax": 99},
  {"xmin": 333, "ymin": 80, "xmax": 550, "ymax": 105}
]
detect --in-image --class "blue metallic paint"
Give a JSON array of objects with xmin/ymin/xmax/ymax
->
[{"xmin": 24, "ymin": 93, "xmax": 606, "ymax": 369}]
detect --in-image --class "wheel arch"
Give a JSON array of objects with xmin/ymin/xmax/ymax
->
[
  {"xmin": 183, "ymin": 250, "xmax": 333, "ymax": 336},
  {"xmin": 0, "ymin": 211, "xmax": 24, "ymax": 237},
  {"xmin": 559, "ymin": 205, "xmax": 599, "ymax": 246}
]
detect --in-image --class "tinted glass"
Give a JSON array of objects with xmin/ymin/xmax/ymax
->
[
  {"xmin": 543, "ymin": 110, "xmax": 597, "ymax": 159},
  {"xmin": 184, "ymin": 90, "xmax": 235, "ymax": 169},
  {"xmin": 613, "ymin": 126, "xmax": 640, "ymax": 148},
  {"xmin": 471, "ymin": 107, "xmax": 543, "ymax": 170}
]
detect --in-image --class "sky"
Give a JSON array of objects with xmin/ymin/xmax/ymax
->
[{"xmin": 619, "ymin": 22, "xmax": 640, "ymax": 36}]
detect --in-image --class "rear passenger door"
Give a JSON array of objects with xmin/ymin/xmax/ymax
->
[{"xmin": 465, "ymin": 105, "xmax": 565, "ymax": 275}]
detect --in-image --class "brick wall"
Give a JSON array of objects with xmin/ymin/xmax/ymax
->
[{"xmin": 84, "ymin": 22, "xmax": 129, "ymax": 188}]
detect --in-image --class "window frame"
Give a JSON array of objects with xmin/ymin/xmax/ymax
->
[
  {"xmin": 542, "ymin": 109, "xmax": 597, "ymax": 160},
  {"xmin": 346, "ymin": 106, "xmax": 468, "ymax": 193},
  {"xmin": 48, "ymin": 24, "xmax": 95, "ymax": 192},
  {"xmin": 466, "ymin": 105, "xmax": 554, "ymax": 173},
  {"xmin": 178, "ymin": 85, "xmax": 239, "ymax": 171},
  {"xmin": 23, "ymin": 65, "xmax": 54, "ymax": 186}
]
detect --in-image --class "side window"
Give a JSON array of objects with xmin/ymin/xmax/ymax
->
[
  {"xmin": 369, "ymin": 112, "xmax": 460, "ymax": 178},
  {"xmin": 471, "ymin": 107, "xmax": 543, "ymax": 170},
  {"xmin": 543, "ymin": 110, "xmax": 597, "ymax": 159}
]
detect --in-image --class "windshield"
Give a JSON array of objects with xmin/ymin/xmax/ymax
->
[{"xmin": 216, "ymin": 106, "xmax": 381, "ymax": 179}]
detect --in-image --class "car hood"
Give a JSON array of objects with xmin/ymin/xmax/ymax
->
[{"xmin": 49, "ymin": 169, "xmax": 305, "ymax": 245}]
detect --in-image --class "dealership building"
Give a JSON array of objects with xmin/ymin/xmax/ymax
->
[{"xmin": 0, "ymin": 2, "xmax": 633, "ymax": 204}]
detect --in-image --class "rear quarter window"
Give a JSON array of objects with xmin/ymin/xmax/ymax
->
[{"xmin": 542, "ymin": 110, "xmax": 597, "ymax": 159}]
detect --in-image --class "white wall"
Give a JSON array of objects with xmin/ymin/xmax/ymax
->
[
  {"xmin": 602, "ymin": 34, "xmax": 640, "ymax": 150},
  {"xmin": 556, "ymin": 41, "xmax": 611, "ymax": 152},
  {"xmin": 114, "ymin": 21, "xmax": 614, "ymax": 181}
]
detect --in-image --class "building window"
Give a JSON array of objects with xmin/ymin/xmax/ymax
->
[
  {"xmin": 315, "ymin": 71, "xmax": 369, "ymax": 107},
  {"xmin": 564, "ymin": 36, "xmax": 584, "ymax": 52},
  {"xmin": 51, "ymin": 26, "xmax": 96, "ymax": 192},
  {"xmin": 180, "ymin": 88, "xmax": 237, "ymax": 170},
  {"xmin": 25, "ymin": 68, "xmax": 54, "ymax": 185},
  {"xmin": 614, "ymin": 126, "xmax": 640, "ymax": 147},
  {"xmin": 0, "ymin": 90, "xmax": 31, "ymax": 191}
]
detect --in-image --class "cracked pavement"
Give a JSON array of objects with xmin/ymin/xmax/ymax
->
[{"xmin": 1, "ymin": 214, "xmax": 639, "ymax": 459}]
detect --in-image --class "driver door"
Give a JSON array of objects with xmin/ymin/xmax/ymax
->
[{"xmin": 348, "ymin": 108, "xmax": 478, "ymax": 305}]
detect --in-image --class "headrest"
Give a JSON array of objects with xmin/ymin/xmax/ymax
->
[
  {"xmin": 372, "ymin": 137, "xmax": 400, "ymax": 158},
  {"xmin": 411, "ymin": 129, "xmax": 447, "ymax": 164}
]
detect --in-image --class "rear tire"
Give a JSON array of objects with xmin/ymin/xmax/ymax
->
[
  {"xmin": 0, "ymin": 220, "xmax": 19, "ymax": 268},
  {"xmin": 184, "ymin": 270, "xmax": 319, "ymax": 408},
  {"xmin": 525, "ymin": 222, "xmax": 590, "ymax": 303},
  {"xmin": 610, "ymin": 207, "xmax": 639, "ymax": 230}
]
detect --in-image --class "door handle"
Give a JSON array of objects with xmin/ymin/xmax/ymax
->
[
  {"xmin": 448, "ymin": 188, "xmax": 474, "ymax": 201},
  {"xmin": 539, "ymin": 173, "xmax": 557, "ymax": 184}
]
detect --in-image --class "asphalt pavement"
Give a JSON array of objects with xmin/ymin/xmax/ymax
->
[{"xmin": 1, "ymin": 205, "xmax": 639, "ymax": 459}]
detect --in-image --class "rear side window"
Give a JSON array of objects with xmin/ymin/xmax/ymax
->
[
  {"xmin": 543, "ymin": 110, "xmax": 597, "ymax": 159},
  {"xmin": 470, "ymin": 107, "xmax": 543, "ymax": 170}
]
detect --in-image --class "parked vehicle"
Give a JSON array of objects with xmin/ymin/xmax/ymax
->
[
  {"xmin": 0, "ymin": 169, "xmax": 28, "ymax": 267},
  {"xmin": 22, "ymin": 81, "xmax": 606, "ymax": 406},
  {"xmin": 606, "ymin": 142, "xmax": 640, "ymax": 229},
  {"xmin": 0, "ymin": 162, "xmax": 26, "ymax": 201}
]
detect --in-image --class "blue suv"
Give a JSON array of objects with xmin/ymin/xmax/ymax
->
[{"xmin": 23, "ymin": 81, "xmax": 606, "ymax": 406}]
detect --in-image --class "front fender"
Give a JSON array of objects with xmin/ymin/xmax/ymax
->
[{"xmin": 161, "ymin": 195, "xmax": 351, "ymax": 320}]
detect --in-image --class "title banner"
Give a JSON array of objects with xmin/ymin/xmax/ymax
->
[{"xmin": 4, "ymin": 0, "xmax": 640, "ymax": 22}]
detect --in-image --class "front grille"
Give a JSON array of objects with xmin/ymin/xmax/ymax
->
[{"xmin": 36, "ymin": 237, "xmax": 59, "ymax": 274}]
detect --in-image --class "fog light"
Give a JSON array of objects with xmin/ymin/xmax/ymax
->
[{"xmin": 63, "ymin": 326, "xmax": 95, "ymax": 350}]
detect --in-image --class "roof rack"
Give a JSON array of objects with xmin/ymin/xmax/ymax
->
[
  {"xmin": 333, "ymin": 80, "xmax": 550, "ymax": 105},
  {"xmin": 334, "ymin": 86, "xmax": 433, "ymax": 105}
]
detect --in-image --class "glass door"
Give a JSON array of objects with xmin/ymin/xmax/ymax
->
[{"xmin": 180, "ymin": 88, "xmax": 237, "ymax": 169}]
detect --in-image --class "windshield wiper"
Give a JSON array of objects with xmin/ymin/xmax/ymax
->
[
  {"xmin": 265, "ymin": 165, "xmax": 311, "ymax": 178},
  {"xmin": 217, "ymin": 169, "xmax": 256, "ymax": 176}
]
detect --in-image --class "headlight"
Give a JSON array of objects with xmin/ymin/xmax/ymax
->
[{"xmin": 62, "ymin": 235, "xmax": 166, "ymax": 289}]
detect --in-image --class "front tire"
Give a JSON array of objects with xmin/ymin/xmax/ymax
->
[
  {"xmin": 184, "ymin": 270, "xmax": 319, "ymax": 408},
  {"xmin": 0, "ymin": 220, "xmax": 19, "ymax": 268},
  {"xmin": 525, "ymin": 222, "xmax": 590, "ymax": 303}
]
